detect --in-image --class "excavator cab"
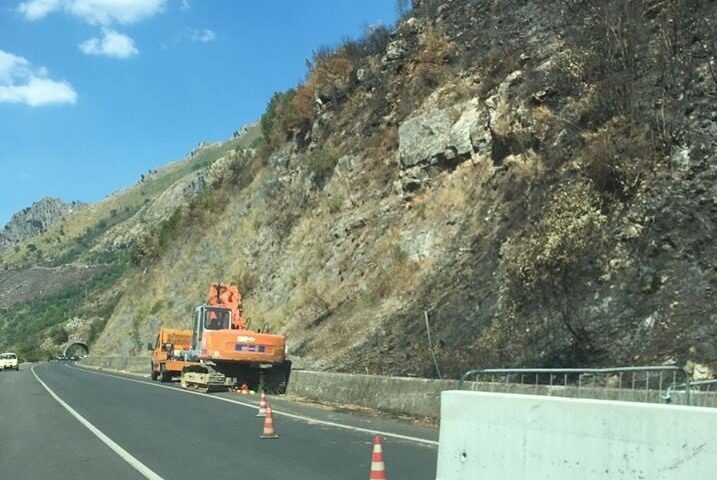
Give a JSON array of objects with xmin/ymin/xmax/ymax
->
[{"xmin": 191, "ymin": 306, "xmax": 233, "ymax": 350}]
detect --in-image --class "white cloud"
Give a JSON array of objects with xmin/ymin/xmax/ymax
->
[
  {"xmin": 190, "ymin": 29, "xmax": 215, "ymax": 43},
  {"xmin": 69, "ymin": 0, "xmax": 166, "ymax": 25},
  {"xmin": 0, "ymin": 49, "xmax": 77, "ymax": 106},
  {"xmin": 0, "ymin": 78, "xmax": 77, "ymax": 106},
  {"xmin": 17, "ymin": 0, "xmax": 61, "ymax": 20},
  {"xmin": 0, "ymin": 50, "xmax": 31, "ymax": 83},
  {"xmin": 179, "ymin": 0, "xmax": 190, "ymax": 11},
  {"xmin": 162, "ymin": 28, "xmax": 216, "ymax": 49},
  {"xmin": 18, "ymin": 0, "xmax": 166, "ymax": 25},
  {"xmin": 79, "ymin": 29, "xmax": 138, "ymax": 58}
]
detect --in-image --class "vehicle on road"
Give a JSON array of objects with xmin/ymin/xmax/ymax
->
[
  {"xmin": 177, "ymin": 283, "xmax": 291, "ymax": 393},
  {"xmin": 0, "ymin": 352, "xmax": 19, "ymax": 371},
  {"xmin": 149, "ymin": 328, "xmax": 194, "ymax": 382}
]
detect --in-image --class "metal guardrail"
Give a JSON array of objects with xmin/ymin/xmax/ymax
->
[
  {"xmin": 458, "ymin": 366, "xmax": 709, "ymax": 405},
  {"xmin": 663, "ymin": 378, "xmax": 717, "ymax": 407}
]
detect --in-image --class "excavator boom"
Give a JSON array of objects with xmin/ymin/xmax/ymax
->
[{"xmin": 207, "ymin": 283, "xmax": 246, "ymax": 329}]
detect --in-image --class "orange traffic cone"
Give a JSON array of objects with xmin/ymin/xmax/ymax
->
[
  {"xmin": 256, "ymin": 392, "xmax": 268, "ymax": 417},
  {"xmin": 369, "ymin": 435, "xmax": 387, "ymax": 480},
  {"xmin": 260, "ymin": 405, "xmax": 279, "ymax": 439}
]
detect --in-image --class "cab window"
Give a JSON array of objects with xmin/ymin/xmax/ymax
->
[{"xmin": 203, "ymin": 308, "xmax": 231, "ymax": 330}]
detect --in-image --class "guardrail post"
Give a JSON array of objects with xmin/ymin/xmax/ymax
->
[
  {"xmin": 458, "ymin": 369, "xmax": 480, "ymax": 390},
  {"xmin": 686, "ymin": 379, "xmax": 692, "ymax": 406}
]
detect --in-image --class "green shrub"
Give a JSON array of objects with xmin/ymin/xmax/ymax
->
[
  {"xmin": 326, "ymin": 193, "xmax": 344, "ymax": 214},
  {"xmin": 308, "ymin": 148, "xmax": 340, "ymax": 185},
  {"xmin": 501, "ymin": 182, "xmax": 607, "ymax": 293},
  {"xmin": 261, "ymin": 88, "xmax": 316, "ymax": 150},
  {"xmin": 50, "ymin": 326, "xmax": 69, "ymax": 344}
]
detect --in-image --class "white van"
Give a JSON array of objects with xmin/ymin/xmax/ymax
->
[{"xmin": 0, "ymin": 353, "xmax": 19, "ymax": 371}]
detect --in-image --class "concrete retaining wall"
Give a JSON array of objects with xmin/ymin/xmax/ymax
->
[
  {"xmin": 287, "ymin": 370, "xmax": 458, "ymax": 418},
  {"xmin": 436, "ymin": 390, "xmax": 717, "ymax": 479},
  {"xmin": 285, "ymin": 370, "xmax": 717, "ymax": 418},
  {"xmin": 79, "ymin": 356, "xmax": 149, "ymax": 375}
]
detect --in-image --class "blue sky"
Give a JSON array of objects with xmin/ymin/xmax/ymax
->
[{"xmin": 0, "ymin": 0, "xmax": 398, "ymax": 226}]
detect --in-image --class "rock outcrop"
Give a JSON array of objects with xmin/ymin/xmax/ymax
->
[
  {"xmin": 0, "ymin": 198, "xmax": 81, "ymax": 254},
  {"xmin": 398, "ymin": 98, "xmax": 491, "ymax": 194}
]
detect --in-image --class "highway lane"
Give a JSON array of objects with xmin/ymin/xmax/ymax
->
[
  {"xmin": 73, "ymin": 364, "xmax": 439, "ymax": 446},
  {"xmin": 0, "ymin": 364, "xmax": 144, "ymax": 480},
  {"xmin": 3, "ymin": 363, "xmax": 437, "ymax": 480}
]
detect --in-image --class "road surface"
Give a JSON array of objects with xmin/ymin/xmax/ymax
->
[{"xmin": 0, "ymin": 363, "xmax": 438, "ymax": 480}]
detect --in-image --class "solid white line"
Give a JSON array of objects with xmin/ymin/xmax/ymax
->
[
  {"xmin": 31, "ymin": 366, "xmax": 165, "ymax": 480},
  {"xmin": 69, "ymin": 364, "xmax": 439, "ymax": 447}
]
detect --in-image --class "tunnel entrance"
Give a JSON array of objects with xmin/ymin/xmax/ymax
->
[{"xmin": 64, "ymin": 342, "xmax": 89, "ymax": 357}]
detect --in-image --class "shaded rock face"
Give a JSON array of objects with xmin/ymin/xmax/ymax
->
[{"xmin": 0, "ymin": 198, "xmax": 80, "ymax": 253}]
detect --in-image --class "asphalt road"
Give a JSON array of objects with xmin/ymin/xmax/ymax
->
[{"xmin": 0, "ymin": 363, "xmax": 438, "ymax": 480}]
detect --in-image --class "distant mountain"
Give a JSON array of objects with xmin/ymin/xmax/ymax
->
[{"xmin": 0, "ymin": 198, "xmax": 82, "ymax": 254}]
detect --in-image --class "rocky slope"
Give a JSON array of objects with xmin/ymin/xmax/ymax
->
[
  {"xmin": 2, "ymin": 0, "xmax": 716, "ymax": 378},
  {"xmin": 0, "ymin": 197, "xmax": 81, "ymax": 255}
]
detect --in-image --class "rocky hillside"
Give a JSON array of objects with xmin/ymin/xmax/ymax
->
[
  {"xmin": 2, "ymin": 0, "xmax": 715, "ymax": 378},
  {"xmin": 0, "ymin": 197, "xmax": 81, "ymax": 255},
  {"xmin": 0, "ymin": 126, "xmax": 260, "ymax": 358}
]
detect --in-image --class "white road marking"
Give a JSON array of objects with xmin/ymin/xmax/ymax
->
[
  {"xmin": 31, "ymin": 366, "xmax": 166, "ymax": 480},
  {"xmin": 69, "ymin": 364, "xmax": 439, "ymax": 447}
]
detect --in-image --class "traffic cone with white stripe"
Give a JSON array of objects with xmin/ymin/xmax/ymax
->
[
  {"xmin": 260, "ymin": 404, "xmax": 279, "ymax": 439},
  {"xmin": 256, "ymin": 392, "xmax": 268, "ymax": 417},
  {"xmin": 369, "ymin": 435, "xmax": 387, "ymax": 479}
]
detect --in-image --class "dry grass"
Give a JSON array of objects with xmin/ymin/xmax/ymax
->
[
  {"xmin": 505, "ymin": 150, "xmax": 547, "ymax": 182},
  {"xmin": 579, "ymin": 117, "xmax": 656, "ymax": 199},
  {"xmin": 417, "ymin": 29, "xmax": 455, "ymax": 67}
]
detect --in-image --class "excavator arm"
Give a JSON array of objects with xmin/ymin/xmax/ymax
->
[{"xmin": 207, "ymin": 283, "xmax": 246, "ymax": 329}]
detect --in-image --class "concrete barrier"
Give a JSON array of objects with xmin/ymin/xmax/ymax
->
[
  {"xmin": 78, "ymin": 356, "xmax": 149, "ymax": 376},
  {"xmin": 436, "ymin": 390, "xmax": 717, "ymax": 479},
  {"xmin": 287, "ymin": 370, "xmax": 458, "ymax": 418}
]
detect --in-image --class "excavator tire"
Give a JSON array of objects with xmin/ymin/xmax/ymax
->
[
  {"xmin": 262, "ymin": 360, "xmax": 292, "ymax": 394},
  {"xmin": 159, "ymin": 364, "xmax": 172, "ymax": 382}
]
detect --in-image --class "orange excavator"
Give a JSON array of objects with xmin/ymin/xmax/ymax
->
[{"xmin": 179, "ymin": 283, "xmax": 291, "ymax": 393}]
